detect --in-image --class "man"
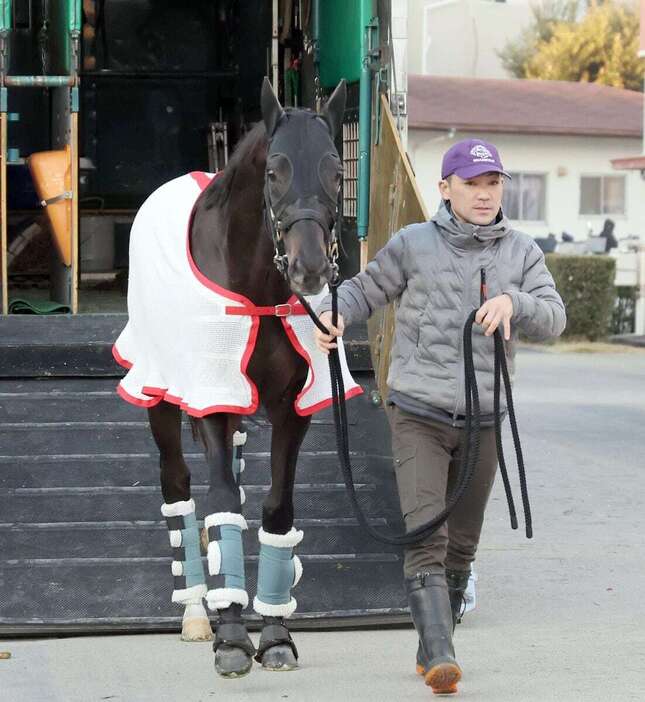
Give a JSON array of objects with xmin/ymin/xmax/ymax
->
[{"xmin": 314, "ymin": 139, "xmax": 566, "ymax": 695}]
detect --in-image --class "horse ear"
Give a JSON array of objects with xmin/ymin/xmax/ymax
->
[
  {"xmin": 319, "ymin": 79, "xmax": 347, "ymax": 140},
  {"xmin": 261, "ymin": 76, "xmax": 285, "ymax": 137}
]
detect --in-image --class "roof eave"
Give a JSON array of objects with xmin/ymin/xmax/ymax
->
[
  {"xmin": 408, "ymin": 122, "xmax": 642, "ymax": 139},
  {"xmin": 611, "ymin": 155, "xmax": 645, "ymax": 170}
]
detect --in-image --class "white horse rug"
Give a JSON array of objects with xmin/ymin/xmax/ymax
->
[{"xmin": 113, "ymin": 171, "xmax": 362, "ymax": 417}]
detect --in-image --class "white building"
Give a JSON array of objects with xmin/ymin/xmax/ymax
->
[
  {"xmin": 407, "ymin": 75, "xmax": 645, "ymax": 242},
  {"xmin": 407, "ymin": 0, "xmax": 536, "ymax": 79}
]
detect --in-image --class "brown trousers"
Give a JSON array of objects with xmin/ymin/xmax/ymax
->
[{"xmin": 386, "ymin": 404, "xmax": 498, "ymax": 578}]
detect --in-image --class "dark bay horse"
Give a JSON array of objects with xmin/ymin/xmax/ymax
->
[{"xmin": 117, "ymin": 78, "xmax": 348, "ymax": 677}]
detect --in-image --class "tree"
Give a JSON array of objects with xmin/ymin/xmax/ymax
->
[
  {"xmin": 498, "ymin": 0, "xmax": 579, "ymax": 79},
  {"xmin": 500, "ymin": 1, "xmax": 644, "ymax": 92}
]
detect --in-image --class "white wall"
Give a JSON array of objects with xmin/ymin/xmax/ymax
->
[
  {"xmin": 391, "ymin": 0, "xmax": 409, "ymax": 149},
  {"xmin": 407, "ymin": 129, "xmax": 645, "ymax": 241},
  {"xmin": 408, "ymin": 0, "xmax": 534, "ymax": 79}
]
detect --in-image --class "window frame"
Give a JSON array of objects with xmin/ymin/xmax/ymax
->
[
  {"xmin": 502, "ymin": 171, "xmax": 548, "ymax": 224},
  {"xmin": 579, "ymin": 173, "xmax": 627, "ymax": 218}
]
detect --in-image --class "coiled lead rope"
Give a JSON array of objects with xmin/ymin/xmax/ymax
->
[{"xmin": 295, "ymin": 283, "xmax": 532, "ymax": 545}]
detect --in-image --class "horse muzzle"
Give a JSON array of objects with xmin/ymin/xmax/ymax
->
[{"xmin": 287, "ymin": 256, "xmax": 333, "ymax": 296}]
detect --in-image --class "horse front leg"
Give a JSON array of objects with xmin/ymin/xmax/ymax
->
[
  {"xmin": 148, "ymin": 401, "xmax": 212, "ymax": 643},
  {"xmin": 254, "ymin": 404, "xmax": 311, "ymax": 671},
  {"xmin": 197, "ymin": 413, "xmax": 256, "ymax": 678}
]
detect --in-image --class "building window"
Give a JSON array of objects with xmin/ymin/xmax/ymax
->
[
  {"xmin": 502, "ymin": 173, "xmax": 546, "ymax": 221},
  {"xmin": 580, "ymin": 175, "xmax": 626, "ymax": 215}
]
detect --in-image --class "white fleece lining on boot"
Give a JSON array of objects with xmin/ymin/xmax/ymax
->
[
  {"xmin": 172, "ymin": 583, "xmax": 207, "ymax": 604},
  {"xmin": 207, "ymin": 541, "xmax": 221, "ymax": 576},
  {"xmin": 204, "ymin": 512, "xmax": 248, "ymax": 531},
  {"xmin": 292, "ymin": 554, "xmax": 303, "ymax": 587},
  {"xmin": 161, "ymin": 498, "xmax": 196, "ymax": 517},
  {"xmin": 169, "ymin": 530, "xmax": 182, "ymax": 547},
  {"xmin": 258, "ymin": 527, "xmax": 303, "ymax": 548},
  {"xmin": 233, "ymin": 431, "xmax": 247, "ymax": 447},
  {"xmin": 206, "ymin": 587, "xmax": 249, "ymax": 610},
  {"xmin": 253, "ymin": 595, "xmax": 298, "ymax": 618}
]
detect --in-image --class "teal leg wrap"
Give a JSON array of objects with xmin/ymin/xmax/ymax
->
[
  {"xmin": 204, "ymin": 512, "xmax": 249, "ymax": 611},
  {"xmin": 257, "ymin": 544, "xmax": 295, "ymax": 605},
  {"xmin": 217, "ymin": 524, "xmax": 245, "ymax": 591},
  {"xmin": 253, "ymin": 527, "xmax": 304, "ymax": 618},
  {"xmin": 160, "ymin": 499, "xmax": 207, "ymax": 604}
]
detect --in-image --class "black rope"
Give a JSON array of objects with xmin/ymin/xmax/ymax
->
[{"xmin": 297, "ymin": 282, "xmax": 533, "ymax": 545}]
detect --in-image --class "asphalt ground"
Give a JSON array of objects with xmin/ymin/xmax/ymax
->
[{"xmin": 3, "ymin": 349, "xmax": 644, "ymax": 702}]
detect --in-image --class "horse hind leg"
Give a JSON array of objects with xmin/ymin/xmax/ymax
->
[{"xmin": 148, "ymin": 401, "xmax": 212, "ymax": 643}]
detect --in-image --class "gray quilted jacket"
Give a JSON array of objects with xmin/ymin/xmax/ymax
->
[{"xmin": 317, "ymin": 202, "xmax": 566, "ymax": 421}]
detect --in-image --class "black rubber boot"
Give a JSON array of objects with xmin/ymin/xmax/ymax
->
[
  {"xmin": 407, "ymin": 572, "xmax": 462, "ymax": 694},
  {"xmin": 212, "ymin": 604, "xmax": 255, "ymax": 678},
  {"xmin": 446, "ymin": 569, "xmax": 471, "ymax": 631},
  {"xmin": 255, "ymin": 616, "xmax": 299, "ymax": 671}
]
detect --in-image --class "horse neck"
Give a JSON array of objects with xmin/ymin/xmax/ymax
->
[{"xmin": 191, "ymin": 175, "xmax": 290, "ymax": 303}]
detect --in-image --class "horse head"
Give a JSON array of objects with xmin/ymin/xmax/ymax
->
[{"xmin": 261, "ymin": 77, "xmax": 347, "ymax": 296}]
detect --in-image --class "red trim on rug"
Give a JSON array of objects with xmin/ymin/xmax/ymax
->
[
  {"xmin": 112, "ymin": 344, "xmax": 133, "ymax": 370},
  {"xmin": 117, "ymin": 380, "xmax": 258, "ymax": 417},
  {"xmin": 185, "ymin": 171, "xmax": 260, "ymax": 414},
  {"xmin": 189, "ymin": 170, "xmax": 215, "ymax": 191},
  {"xmin": 280, "ymin": 294, "xmax": 363, "ymax": 417},
  {"xmin": 186, "ymin": 173, "xmax": 255, "ymax": 307},
  {"xmin": 161, "ymin": 390, "xmax": 258, "ymax": 417},
  {"xmin": 299, "ymin": 385, "xmax": 364, "ymax": 416},
  {"xmin": 141, "ymin": 385, "xmax": 166, "ymax": 396},
  {"xmin": 117, "ymin": 382, "xmax": 163, "ymax": 409}
]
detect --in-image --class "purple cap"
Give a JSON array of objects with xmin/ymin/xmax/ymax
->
[{"xmin": 441, "ymin": 138, "xmax": 510, "ymax": 180}]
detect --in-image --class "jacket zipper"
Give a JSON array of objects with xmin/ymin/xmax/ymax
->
[{"xmin": 452, "ymin": 258, "xmax": 474, "ymax": 424}]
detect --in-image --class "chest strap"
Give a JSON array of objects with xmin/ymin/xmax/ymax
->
[{"xmin": 225, "ymin": 302, "xmax": 308, "ymax": 317}]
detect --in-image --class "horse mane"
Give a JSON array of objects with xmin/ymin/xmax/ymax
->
[{"xmin": 203, "ymin": 121, "xmax": 268, "ymax": 210}]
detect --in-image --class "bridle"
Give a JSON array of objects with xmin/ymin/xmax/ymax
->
[{"xmin": 262, "ymin": 138, "xmax": 342, "ymax": 284}]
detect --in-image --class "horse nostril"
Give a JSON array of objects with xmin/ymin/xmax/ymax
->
[
  {"xmin": 290, "ymin": 258, "xmax": 304, "ymax": 275},
  {"xmin": 312, "ymin": 259, "xmax": 331, "ymax": 277}
]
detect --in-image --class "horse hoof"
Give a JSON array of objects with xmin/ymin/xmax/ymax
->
[
  {"xmin": 214, "ymin": 645, "xmax": 253, "ymax": 678},
  {"xmin": 261, "ymin": 644, "xmax": 298, "ymax": 671},
  {"xmin": 181, "ymin": 616, "xmax": 213, "ymax": 642}
]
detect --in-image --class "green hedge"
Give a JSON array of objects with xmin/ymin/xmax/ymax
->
[{"xmin": 545, "ymin": 254, "xmax": 616, "ymax": 341}]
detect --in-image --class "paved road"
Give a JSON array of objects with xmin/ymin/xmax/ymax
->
[{"xmin": 3, "ymin": 349, "xmax": 645, "ymax": 701}]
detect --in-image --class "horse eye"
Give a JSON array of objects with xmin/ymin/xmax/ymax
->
[{"xmin": 266, "ymin": 169, "xmax": 276, "ymax": 180}]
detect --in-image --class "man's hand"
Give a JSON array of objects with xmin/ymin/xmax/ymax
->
[
  {"xmin": 475, "ymin": 294, "xmax": 513, "ymax": 340},
  {"xmin": 314, "ymin": 311, "xmax": 345, "ymax": 355}
]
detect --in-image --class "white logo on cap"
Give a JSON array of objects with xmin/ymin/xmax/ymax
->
[{"xmin": 470, "ymin": 144, "xmax": 495, "ymax": 163}]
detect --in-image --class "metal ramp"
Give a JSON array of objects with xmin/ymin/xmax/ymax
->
[{"xmin": 0, "ymin": 315, "xmax": 407, "ymax": 634}]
